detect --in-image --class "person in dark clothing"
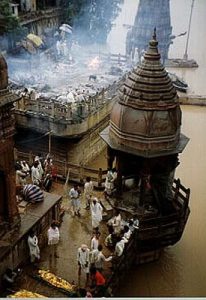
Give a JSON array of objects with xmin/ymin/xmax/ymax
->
[
  {"xmin": 43, "ymin": 173, "xmax": 52, "ymax": 192},
  {"xmin": 2, "ymin": 268, "xmax": 17, "ymax": 290}
]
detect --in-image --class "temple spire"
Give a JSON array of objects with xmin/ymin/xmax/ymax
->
[
  {"xmin": 144, "ymin": 31, "xmax": 160, "ymax": 60},
  {"xmin": 153, "ymin": 27, "xmax": 157, "ymax": 40}
]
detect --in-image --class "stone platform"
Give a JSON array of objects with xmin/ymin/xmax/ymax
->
[{"xmin": 0, "ymin": 192, "xmax": 62, "ymax": 287}]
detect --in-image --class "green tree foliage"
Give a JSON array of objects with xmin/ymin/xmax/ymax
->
[
  {"xmin": 0, "ymin": 0, "xmax": 19, "ymax": 32},
  {"xmin": 62, "ymin": 0, "xmax": 123, "ymax": 44},
  {"xmin": 63, "ymin": 0, "xmax": 88, "ymax": 23},
  {"xmin": 0, "ymin": 0, "xmax": 27, "ymax": 48}
]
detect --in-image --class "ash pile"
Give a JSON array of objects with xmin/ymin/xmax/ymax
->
[{"xmin": 7, "ymin": 39, "xmax": 130, "ymax": 107}]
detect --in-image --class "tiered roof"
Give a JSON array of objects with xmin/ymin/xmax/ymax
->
[{"xmin": 101, "ymin": 31, "xmax": 189, "ymax": 157}]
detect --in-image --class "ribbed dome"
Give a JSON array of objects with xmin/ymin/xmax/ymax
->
[
  {"xmin": 0, "ymin": 52, "xmax": 8, "ymax": 90},
  {"xmin": 108, "ymin": 31, "xmax": 183, "ymax": 156}
]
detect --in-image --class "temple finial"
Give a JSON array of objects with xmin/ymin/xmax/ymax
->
[
  {"xmin": 153, "ymin": 27, "xmax": 156, "ymax": 40},
  {"xmin": 144, "ymin": 27, "xmax": 160, "ymax": 60}
]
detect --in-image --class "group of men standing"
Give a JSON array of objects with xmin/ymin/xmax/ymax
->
[
  {"xmin": 15, "ymin": 154, "xmax": 57, "ymax": 205},
  {"xmin": 27, "ymin": 221, "xmax": 60, "ymax": 264},
  {"xmin": 71, "ymin": 176, "xmax": 112, "ymax": 297},
  {"xmin": 69, "ymin": 173, "xmax": 139, "ymax": 296},
  {"xmin": 68, "ymin": 176, "xmax": 103, "ymax": 230}
]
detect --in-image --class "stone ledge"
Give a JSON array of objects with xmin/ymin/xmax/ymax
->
[{"xmin": 179, "ymin": 95, "xmax": 206, "ymax": 106}]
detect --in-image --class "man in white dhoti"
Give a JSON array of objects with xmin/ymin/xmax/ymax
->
[
  {"xmin": 77, "ymin": 244, "xmax": 90, "ymax": 285},
  {"xmin": 90, "ymin": 198, "xmax": 103, "ymax": 230},
  {"xmin": 84, "ymin": 176, "xmax": 93, "ymax": 209},
  {"xmin": 56, "ymin": 39, "xmax": 61, "ymax": 56},
  {"xmin": 91, "ymin": 231, "xmax": 100, "ymax": 251},
  {"xmin": 35, "ymin": 159, "xmax": 44, "ymax": 181},
  {"xmin": 48, "ymin": 222, "xmax": 60, "ymax": 258},
  {"xmin": 16, "ymin": 167, "xmax": 27, "ymax": 186},
  {"xmin": 31, "ymin": 161, "xmax": 41, "ymax": 186},
  {"xmin": 69, "ymin": 184, "xmax": 81, "ymax": 216},
  {"xmin": 108, "ymin": 209, "xmax": 122, "ymax": 234},
  {"xmin": 114, "ymin": 236, "xmax": 126, "ymax": 257},
  {"xmin": 27, "ymin": 231, "xmax": 40, "ymax": 263},
  {"xmin": 105, "ymin": 167, "xmax": 117, "ymax": 197},
  {"xmin": 104, "ymin": 169, "xmax": 115, "ymax": 196}
]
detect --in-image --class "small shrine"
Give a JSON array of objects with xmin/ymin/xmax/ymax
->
[{"xmin": 101, "ymin": 31, "xmax": 190, "ymax": 262}]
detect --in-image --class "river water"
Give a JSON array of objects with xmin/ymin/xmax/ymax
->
[
  {"xmin": 107, "ymin": 0, "xmax": 206, "ymax": 96},
  {"xmin": 89, "ymin": 105, "xmax": 206, "ymax": 297},
  {"xmin": 117, "ymin": 104, "xmax": 206, "ymax": 297},
  {"xmin": 105, "ymin": 0, "xmax": 206, "ymax": 296}
]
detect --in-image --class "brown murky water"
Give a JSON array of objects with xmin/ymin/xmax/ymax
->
[
  {"xmin": 106, "ymin": 0, "xmax": 206, "ymax": 294},
  {"xmin": 88, "ymin": 105, "xmax": 206, "ymax": 297},
  {"xmin": 16, "ymin": 107, "xmax": 206, "ymax": 297},
  {"xmin": 15, "ymin": 0, "xmax": 206, "ymax": 294},
  {"xmin": 115, "ymin": 105, "xmax": 206, "ymax": 297}
]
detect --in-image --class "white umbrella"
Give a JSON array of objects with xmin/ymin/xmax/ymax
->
[
  {"xmin": 62, "ymin": 24, "xmax": 72, "ymax": 30},
  {"xmin": 59, "ymin": 24, "xmax": 72, "ymax": 34}
]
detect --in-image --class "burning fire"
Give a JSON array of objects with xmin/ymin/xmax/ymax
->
[{"xmin": 88, "ymin": 56, "xmax": 101, "ymax": 69}]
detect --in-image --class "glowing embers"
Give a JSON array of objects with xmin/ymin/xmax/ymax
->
[{"xmin": 87, "ymin": 56, "xmax": 101, "ymax": 70}]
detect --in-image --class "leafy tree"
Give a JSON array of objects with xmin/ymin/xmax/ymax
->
[
  {"xmin": 0, "ymin": 0, "xmax": 27, "ymax": 48},
  {"xmin": 0, "ymin": 0, "xmax": 19, "ymax": 32},
  {"xmin": 61, "ymin": 0, "xmax": 123, "ymax": 44}
]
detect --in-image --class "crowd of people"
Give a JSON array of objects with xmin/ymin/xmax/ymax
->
[
  {"xmin": 4, "ymin": 160, "xmax": 140, "ymax": 297},
  {"xmin": 15, "ymin": 153, "xmax": 57, "ymax": 203},
  {"xmin": 66, "ymin": 176, "xmax": 139, "ymax": 297}
]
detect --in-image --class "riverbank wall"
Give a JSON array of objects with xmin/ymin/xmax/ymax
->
[{"xmin": 179, "ymin": 95, "xmax": 206, "ymax": 106}]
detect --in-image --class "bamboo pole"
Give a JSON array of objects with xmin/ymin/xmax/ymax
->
[
  {"xmin": 183, "ymin": 0, "xmax": 195, "ymax": 60},
  {"xmin": 64, "ymin": 168, "xmax": 71, "ymax": 196}
]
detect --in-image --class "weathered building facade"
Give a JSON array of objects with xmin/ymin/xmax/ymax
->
[
  {"xmin": 19, "ymin": 7, "xmax": 63, "ymax": 37},
  {"xmin": 0, "ymin": 51, "xmax": 62, "ymax": 286},
  {"xmin": 0, "ymin": 0, "xmax": 63, "ymax": 53},
  {"xmin": 14, "ymin": 76, "xmax": 122, "ymax": 166},
  {"xmin": 0, "ymin": 52, "xmax": 20, "ymax": 234}
]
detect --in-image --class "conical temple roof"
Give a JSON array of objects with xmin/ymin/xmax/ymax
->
[
  {"xmin": 0, "ymin": 52, "xmax": 20, "ymax": 108},
  {"xmin": 100, "ymin": 31, "xmax": 189, "ymax": 157}
]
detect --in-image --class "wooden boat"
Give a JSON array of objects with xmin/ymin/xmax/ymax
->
[{"xmin": 168, "ymin": 72, "xmax": 188, "ymax": 93}]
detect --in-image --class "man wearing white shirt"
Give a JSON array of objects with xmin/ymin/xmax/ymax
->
[
  {"xmin": 31, "ymin": 161, "xmax": 41, "ymax": 186},
  {"xmin": 77, "ymin": 244, "xmax": 90, "ymax": 285},
  {"xmin": 48, "ymin": 222, "xmax": 60, "ymax": 258},
  {"xmin": 28, "ymin": 231, "xmax": 40, "ymax": 263},
  {"xmin": 123, "ymin": 225, "xmax": 132, "ymax": 241},
  {"xmin": 91, "ymin": 232, "xmax": 100, "ymax": 250},
  {"xmin": 108, "ymin": 210, "xmax": 122, "ymax": 234},
  {"xmin": 90, "ymin": 198, "xmax": 103, "ymax": 229},
  {"xmin": 69, "ymin": 184, "xmax": 81, "ymax": 216},
  {"xmin": 84, "ymin": 176, "xmax": 93, "ymax": 209},
  {"xmin": 114, "ymin": 236, "xmax": 127, "ymax": 257}
]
